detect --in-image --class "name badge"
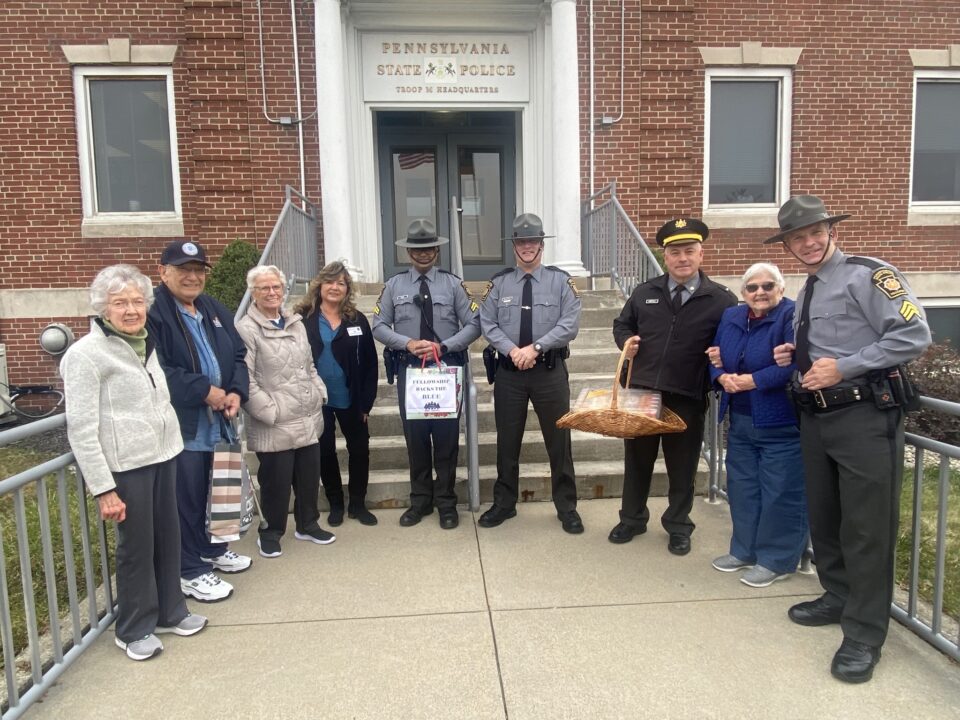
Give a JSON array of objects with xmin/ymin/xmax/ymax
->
[
  {"xmin": 347, "ymin": 326, "xmax": 363, "ymax": 337},
  {"xmin": 394, "ymin": 294, "xmax": 409, "ymax": 302},
  {"xmin": 645, "ymin": 299, "xmax": 659, "ymax": 304},
  {"xmin": 501, "ymin": 296, "xmax": 513, "ymax": 304}
]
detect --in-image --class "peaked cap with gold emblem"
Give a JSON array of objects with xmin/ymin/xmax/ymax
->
[{"xmin": 655, "ymin": 217, "xmax": 709, "ymax": 247}]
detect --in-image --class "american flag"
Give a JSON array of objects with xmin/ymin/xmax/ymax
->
[{"xmin": 397, "ymin": 151, "xmax": 435, "ymax": 170}]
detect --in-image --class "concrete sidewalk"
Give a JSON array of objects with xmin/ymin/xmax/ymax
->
[{"xmin": 27, "ymin": 498, "xmax": 960, "ymax": 719}]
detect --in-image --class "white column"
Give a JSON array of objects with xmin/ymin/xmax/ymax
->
[
  {"xmin": 315, "ymin": 0, "xmax": 360, "ymax": 277},
  {"xmin": 549, "ymin": 0, "xmax": 586, "ymax": 276}
]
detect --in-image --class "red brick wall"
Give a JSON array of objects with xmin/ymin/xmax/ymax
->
[
  {"xmin": 0, "ymin": 0, "xmax": 320, "ymax": 383},
  {"xmin": 579, "ymin": 0, "xmax": 960, "ymax": 276}
]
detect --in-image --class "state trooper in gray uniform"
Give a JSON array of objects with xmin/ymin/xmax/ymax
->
[
  {"xmin": 478, "ymin": 213, "xmax": 583, "ymax": 534},
  {"xmin": 372, "ymin": 219, "xmax": 480, "ymax": 529},
  {"xmin": 768, "ymin": 195, "xmax": 931, "ymax": 684}
]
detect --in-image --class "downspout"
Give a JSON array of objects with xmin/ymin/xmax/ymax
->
[
  {"xmin": 588, "ymin": 0, "xmax": 595, "ymax": 200},
  {"xmin": 601, "ymin": 0, "xmax": 627, "ymax": 127},
  {"xmin": 290, "ymin": 0, "xmax": 306, "ymax": 197}
]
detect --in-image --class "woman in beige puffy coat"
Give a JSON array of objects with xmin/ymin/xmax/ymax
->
[{"xmin": 236, "ymin": 265, "xmax": 332, "ymax": 559}]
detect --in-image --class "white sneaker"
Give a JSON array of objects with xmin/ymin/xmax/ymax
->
[
  {"xmin": 156, "ymin": 613, "xmax": 208, "ymax": 636},
  {"xmin": 181, "ymin": 572, "xmax": 233, "ymax": 602},
  {"xmin": 115, "ymin": 633, "xmax": 163, "ymax": 661},
  {"xmin": 200, "ymin": 549, "xmax": 252, "ymax": 573}
]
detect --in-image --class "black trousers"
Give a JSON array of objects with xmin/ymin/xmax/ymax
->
[
  {"xmin": 319, "ymin": 404, "xmax": 370, "ymax": 511},
  {"xmin": 397, "ymin": 364, "xmax": 460, "ymax": 513},
  {"xmin": 492, "ymin": 361, "xmax": 577, "ymax": 513},
  {"xmin": 113, "ymin": 458, "xmax": 188, "ymax": 642},
  {"xmin": 620, "ymin": 391, "xmax": 706, "ymax": 536},
  {"xmin": 799, "ymin": 401, "xmax": 903, "ymax": 648},
  {"xmin": 256, "ymin": 443, "xmax": 322, "ymax": 540}
]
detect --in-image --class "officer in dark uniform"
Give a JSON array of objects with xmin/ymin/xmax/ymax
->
[
  {"xmin": 372, "ymin": 219, "xmax": 481, "ymax": 529},
  {"xmin": 769, "ymin": 195, "xmax": 931, "ymax": 683},
  {"xmin": 611, "ymin": 219, "xmax": 736, "ymax": 555},
  {"xmin": 478, "ymin": 213, "xmax": 583, "ymax": 534}
]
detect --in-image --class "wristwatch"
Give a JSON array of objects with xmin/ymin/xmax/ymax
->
[
  {"xmin": 440, "ymin": 343, "xmax": 448, "ymax": 355},
  {"xmin": 534, "ymin": 342, "xmax": 543, "ymax": 353}
]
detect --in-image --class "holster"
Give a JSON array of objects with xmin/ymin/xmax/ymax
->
[
  {"xmin": 482, "ymin": 345, "xmax": 497, "ymax": 385},
  {"xmin": 383, "ymin": 348, "xmax": 397, "ymax": 385}
]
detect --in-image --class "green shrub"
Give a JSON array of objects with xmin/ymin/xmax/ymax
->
[
  {"xmin": 906, "ymin": 343, "xmax": 960, "ymax": 447},
  {"xmin": 205, "ymin": 240, "xmax": 262, "ymax": 312}
]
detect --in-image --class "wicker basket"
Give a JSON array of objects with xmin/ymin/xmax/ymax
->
[{"xmin": 555, "ymin": 344, "xmax": 687, "ymax": 438}]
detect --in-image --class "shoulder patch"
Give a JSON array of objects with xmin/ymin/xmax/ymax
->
[
  {"xmin": 373, "ymin": 285, "xmax": 386, "ymax": 316},
  {"xmin": 566, "ymin": 276, "xmax": 581, "ymax": 299},
  {"xmin": 461, "ymin": 280, "xmax": 481, "ymax": 313},
  {"xmin": 899, "ymin": 299, "xmax": 922, "ymax": 322},
  {"xmin": 479, "ymin": 280, "xmax": 495, "ymax": 303},
  {"xmin": 871, "ymin": 268, "xmax": 908, "ymax": 300}
]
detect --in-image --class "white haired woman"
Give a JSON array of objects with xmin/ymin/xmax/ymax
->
[
  {"xmin": 61, "ymin": 264, "xmax": 206, "ymax": 662},
  {"xmin": 705, "ymin": 263, "xmax": 807, "ymax": 587},
  {"xmin": 236, "ymin": 265, "xmax": 332, "ymax": 558}
]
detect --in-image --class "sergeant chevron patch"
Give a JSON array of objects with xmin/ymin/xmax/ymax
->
[{"xmin": 899, "ymin": 300, "xmax": 921, "ymax": 322}]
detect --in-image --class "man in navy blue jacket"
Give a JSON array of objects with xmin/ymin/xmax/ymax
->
[{"xmin": 147, "ymin": 240, "xmax": 251, "ymax": 603}]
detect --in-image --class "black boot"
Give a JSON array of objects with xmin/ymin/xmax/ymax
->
[{"xmin": 327, "ymin": 504, "xmax": 344, "ymax": 527}]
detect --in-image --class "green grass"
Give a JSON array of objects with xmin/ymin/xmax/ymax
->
[
  {"xmin": 895, "ymin": 463, "xmax": 960, "ymax": 621},
  {"xmin": 0, "ymin": 445, "xmax": 115, "ymax": 674}
]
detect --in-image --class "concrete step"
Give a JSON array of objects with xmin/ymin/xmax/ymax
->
[
  {"xmin": 329, "ymin": 458, "xmax": 708, "ymax": 509},
  {"xmin": 373, "ymin": 372, "xmax": 615, "ymax": 403}
]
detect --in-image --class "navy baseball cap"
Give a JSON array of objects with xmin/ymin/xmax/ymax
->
[{"xmin": 160, "ymin": 240, "xmax": 211, "ymax": 267}]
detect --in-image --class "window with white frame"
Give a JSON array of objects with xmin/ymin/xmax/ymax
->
[
  {"xmin": 704, "ymin": 68, "xmax": 792, "ymax": 211},
  {"xmin": 911, "ymin": 72, "xmax": 960, "ymax": 207},
  {"xmin": 73, "ymin": 66, "xmax": 182, "ymax": 232}
]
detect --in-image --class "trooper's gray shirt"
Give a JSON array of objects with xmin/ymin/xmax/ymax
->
[
  {"xmin": 372, "ymin": 266, "xmax": 480, "ymax": 352},
  {"xmin": 480, "ymin": 264, "xmax": 581, "ymax": 354},
  {"xmin": 797, "ymin": 248, "xmax": 931, "ymax": 382}
]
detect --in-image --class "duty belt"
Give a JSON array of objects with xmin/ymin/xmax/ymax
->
[
  {"xmin": 791, "ymin": 384, "xmax": 873, "ymax": 413},
  {"xmin": 498, "ymin": 347, "xmax": 569, "ymax": 371}
]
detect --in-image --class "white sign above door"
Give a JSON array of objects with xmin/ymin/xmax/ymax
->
[{"xmin": 360, "ymin": 33, "xmax": 530, "ymax": 103}]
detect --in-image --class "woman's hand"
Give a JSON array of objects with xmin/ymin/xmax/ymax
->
[
  {"xmin": 705, "ymin": 346, "xmax": 722, "ymax": 368},
  {"xmin": 773, "ymin": 342, "xmax": 795, "ymax": 367},
  {"xmin": 97, "ymin": 491, "xmax": 127, "ymax": 523},
  {"xmin": 718, "ymin": 374, "xmax": 740, "ymax": 394}
]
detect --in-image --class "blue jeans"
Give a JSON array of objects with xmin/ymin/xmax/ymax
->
[{"xmin": 725, "ymin": 412, "xmax": 807, "ymax": 574}]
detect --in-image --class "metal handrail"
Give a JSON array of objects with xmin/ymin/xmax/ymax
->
[
  {"xmin": 235, "ymin": 186, "xmax": 318, "ymax": 323},
  {"xmin": 449, "ymin": 196, "xmax": 480, "ymax": 512},
  {"xmin": 581, "ymin": 181, "xmax": 663, "ymax": 297},
  {"xmin": 0, "ymin": 415, "xmax": 116, "ymax": 720}
]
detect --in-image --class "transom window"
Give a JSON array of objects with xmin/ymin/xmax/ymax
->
[{"xmin": 704, "ymin": 68, "xmax": 792, "ymax": 211}]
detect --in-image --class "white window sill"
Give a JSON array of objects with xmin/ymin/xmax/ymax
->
[
  {"xmin": 81, "ymin": 216, "xmax": 185, "ymax": 238},
  {"xmin": 906, "ymin": 209, "xmax": 960, "ymax": 226},
  {"xmin": 701, "ymin": 209, "xmax": 780, "ymax": 229}
]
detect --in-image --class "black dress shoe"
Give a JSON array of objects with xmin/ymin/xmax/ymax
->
[
  {"xmin": 788, "ymin": 597, "xmax": 843, "ymax": 627},
  {"xmin": 327, "ymin": 507, "xmax": 344, "ymax": 527},
  {"xmin": 348, "ymin": 507, "xmax": 378, "ymax": 526},
  {"xmin": 399, "ymin": 507, "xmax": 433, "ymax": 527},
  {"xmin": 608, "ymin": 522, "xmax": 646, "ymax": 544},
  {"xmin": 439, "ymin": 510, "xmax": 459, "ymax": 530},
  {"xmin": 831, "ymin": 638, "xmax": 881, "ymax": 683},
  {"xmin": 477, "ymin": 505, "xmax": 517, "ymax": 528},
  {"xmin": 558, "ymin": 510, "xmax": 584, "ymax": 534},
  {"xmin": 667, "ymin": 533, "xmax": 691, "ymax": 556}
]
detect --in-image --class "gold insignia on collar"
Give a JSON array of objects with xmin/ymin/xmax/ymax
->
[
  {"xmin": 567, "ymin": 277, "xmax": 581, "ymax": 298},
  {"xmin": 675, "ymin": 219, "xmax": 687, "ymax": 228},
  {"xmin": 899, "ymin": 300, "xmax": 921, "ymax": 322},
  {"xmin": 872, "ymin": 268, "xmax": 907, "ymax": 300}
]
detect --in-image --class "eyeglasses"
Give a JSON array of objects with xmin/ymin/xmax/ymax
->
[
  {"xmin": 744, "ymin": 282, "xmax": 777, "ymax": 293},
  {"xmin": 108, "ymin": 299, "xmax": 147, "ymax": 311},
  {"xmin": 171, "ymin": 265, "xmax": 210, "ymax": 276},
  {"xmin": 254, "ymin": 284, "xmax": 284, "ymax": 294}
]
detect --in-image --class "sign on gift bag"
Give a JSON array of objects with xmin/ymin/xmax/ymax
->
[{"xmin": 404, "ymin": 347, "xmax": 463, "ymax": 420}]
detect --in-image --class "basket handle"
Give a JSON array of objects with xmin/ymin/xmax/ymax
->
[{"xmin": 610, "ymin": 342, "xmax": 635, "ymax": 409}]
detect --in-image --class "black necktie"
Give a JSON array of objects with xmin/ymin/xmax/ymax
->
[
  {"xmin": 795, "ymin": 275, "xmax": 817, "ymax": 373},
  {"xmin": 519, "ymin": 273, "xmax": 533, "ymax": 347},
  {"xmin": 672, "ymin": 284, "xmax": 684, "ymax": 314},
  {"xmin": 418, "ymin": 276, "xmax": 433, "ymax": 340}
]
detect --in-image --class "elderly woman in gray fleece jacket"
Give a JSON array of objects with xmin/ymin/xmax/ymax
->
[
  {"xmin": 60, "ymin": 264, "xmax": 207, "ymax": 662},
  {"xmin": 236, "ymin": 265, "xmax": 331, "ymax": 559}
]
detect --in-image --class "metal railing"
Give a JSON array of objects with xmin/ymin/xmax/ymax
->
[
  {"xmin": 235, "ymin": 186, "xmax": 318, "ymax": 322},
  {"xmin": 894, "ymin": 396, "xmax": 960, "ymax": 661},
  {"xmin": 581, "ymin": 181, "xmax": 662, "ymax": 297},
  {"xmin": 0, "ymin": 415, "xmax": 116, "ymax": 720}
]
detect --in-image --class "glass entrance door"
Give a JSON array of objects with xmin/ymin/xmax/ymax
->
[{"xmin": 377, "ymin": 113, "xmax": 516, "ymax": 280}]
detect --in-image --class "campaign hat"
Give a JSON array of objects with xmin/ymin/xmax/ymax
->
[
  {"xmin": 763, "ymin": 195, "xmax": 851, "ymax": 245},
  {"xmin": 395, "ymin": 219, "xmax": 449, "ymax": 248},
  {"xmin": 503, "ymin": 212, "xmax": 555, "ymax": 241}
]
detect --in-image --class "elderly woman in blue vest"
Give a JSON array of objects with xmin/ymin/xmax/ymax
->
[
  {"xmin": 236, "ymin": 265, "xmax": 333, "ymax": 558},
  {"xmin": 61, "ymin": 265, "xmax": 206, "ymax": 661},
  {"xmin": 706, "ymin": 262, "xmax": 807, "ymax": 588}
]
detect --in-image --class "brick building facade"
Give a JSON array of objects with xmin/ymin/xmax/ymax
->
[{"xmin": 1, "ymin": 0, "xmax": 957, "ymax": 391}]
